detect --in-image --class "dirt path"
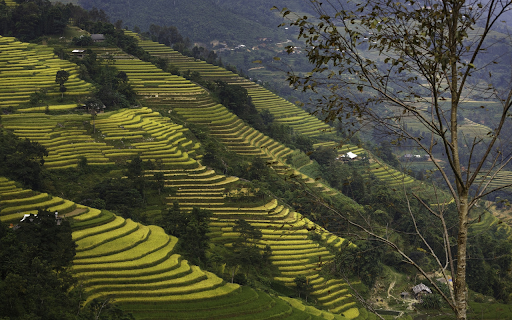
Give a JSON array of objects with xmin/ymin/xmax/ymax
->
[{"xmin": 387, "ymin": 280, "xmax": 396, "ymax": 298}]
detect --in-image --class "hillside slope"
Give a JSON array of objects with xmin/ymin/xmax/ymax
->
[
  {"xmin": 2, "ymin": 106, "xmax": 360, "ymax": 317},
  {"xmin": 0, "ymin": 35, "xmax": 92, "ymax": 109},
  {"xmin": 124, "ymin": 32, "xmax": 420, "ymax": 190},
  {"xmin": 78, "ymin": 0, "xmax": 293, "ymax": 46},
  {"xmin": 0, "ymin": 176, "xmax": 347, "ymax": 320}
]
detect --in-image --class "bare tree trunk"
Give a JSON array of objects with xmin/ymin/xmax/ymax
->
[{"xmin": 455, "ymin": 195, "xmax": 469, "ymax": 320}]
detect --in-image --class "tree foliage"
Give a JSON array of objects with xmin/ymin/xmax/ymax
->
[
  {"xmin": 0, "ymin": 210, "xmax": 77, "ymax": 319},
  {"xmin": 224, "ymin": 219, "xmax": 272, "ymax": 283},
  {"xmin": 0, "ymin": 131, "xmax": 48, "ymax": 189},
  {"xmin": 55, "ymin": 70, "xmax": 70, "ymax": 99},
  {"xmin": 294, "ymin": 275, "xmax": 313, "ymax": 301},
  {"xmin": 160, "ymin": 202, "xmax": 212, "ymax": 266},
  {"xmin": 277, "ymin": 0, "xmax": 512, "ymax": 318}
]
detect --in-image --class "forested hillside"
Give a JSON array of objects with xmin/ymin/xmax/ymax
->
[{"xmin": 77, "ymin": 0, "xmax": 303, "ymax": 46}]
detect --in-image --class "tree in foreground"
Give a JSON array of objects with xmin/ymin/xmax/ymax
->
[{"xmin": 276, "ymin": 0, "xmax": 512, "ymax": 318}]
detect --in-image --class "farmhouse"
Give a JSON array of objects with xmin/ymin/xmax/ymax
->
[
  {"xmin": 71, "ymin": 49, "xmax": 85, "ymax": 58},
  {"xmin": 91, "ymin": 34, "xmax": 105, "ymax": 42},
  {"xmin": 337, "ymin": 152, "xmax": 358, "ymax": 161},
  {"xmin": 412, "ymin": 283, "xmax": 432, "ymax": 299},
  {"xmin": 403, "ymin": 154, "xmax": 424, "ymax": 161}
]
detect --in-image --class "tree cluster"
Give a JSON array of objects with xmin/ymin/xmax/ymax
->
[
  {"xmin": 0, "ymin": 131, "xmax": 48, "ymax": 189},
  {"xmin": 0, "ymin": 210, "xmax": 135, "ymax": 320},
  {"xmin": 0, "ymin": 0, "xmax": 68, "ymax": 42},
  {"xmin": 0, "ymin": 210, "xmax": 77, "ymax": 319},
  {"xmin": 160, "ymin": 202, "xmax": 212, "ymax": 266},
  {"xmin": 203, "ymin": 80, "xmax": 314, "ymax": 154}
]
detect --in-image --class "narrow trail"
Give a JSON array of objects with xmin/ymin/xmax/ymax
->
[{"xmin": 387, "ymin": 279, "xmax": 396, "ymax": 298}]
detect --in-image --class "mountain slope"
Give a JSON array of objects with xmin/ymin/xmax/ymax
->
[
  {"xmin": 0, "ymin": 176, "xmax": 347, "ymax": 320},
  {"xmin": 0, "ymin": 35, "xmax": 92, "ymax": 109},
  {"xmin": 77, "ymin": 0, "xmax": 295, "ymax": 46}
]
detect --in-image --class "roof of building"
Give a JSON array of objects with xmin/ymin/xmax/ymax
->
[
  {"xmin": 91, "ymin": 34, "xmax": 105, "ymax": 41},
  {"xmin": 412, "ymin": 283, "xmax": 432, "ymax": 294}
]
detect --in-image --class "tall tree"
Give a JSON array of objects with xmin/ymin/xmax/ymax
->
[{"xmin": 277, "ymin": 0, "xmax": 512, "ymax": 318}]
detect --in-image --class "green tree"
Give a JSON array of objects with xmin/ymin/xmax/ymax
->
[
  {"xmin": 226, "ymin": 219, "xmax": 271, "ymax": 282},
  {"xmin": 85, "ymin": 97, "xmax": 103, "ymax": 133},
  {"xmin": 179, "ymin": 207, "xmax": 212, "ymax": 265},
  {"xmin": 0, "ymin": 211, "xmax": 79, "ymax": 319},
  {"xmin": 161, "ymin": 203, "xmax": 212, "ymax": 265},
  {"xmin": 233, "ymin": 218, "xmax": 262, "ymax": 245},
  {"xmin": 332, "ymin": 241, "xmax": 384, "ymax": 288},
  {"xmin": 81, "ymin": 298, "xmax": 135, "ymax": 320},
  {"xmin": 277, "ymin": 0, "xmax": 512, "ymax": 318},
  {"xmin": 294, "ymin": 275, "xmax": 313, "ymax": 301},
  {"xmin": 0, "ymin": 131, "xmax": 48, "ymax": 189},
  {"xmin": 29, "ymin": 88, "xmax": 48, "ymax": 111},
  {"xmin": 16, "ymin": 209, "xmax": 76, "ymax": 271},
  {"xmin": 55, "ymin": 70, "xmax": 69, "ymax": 99},
  {"xmin": 153, "ymin": 171, "xmax": 165, "ymax": 195}
]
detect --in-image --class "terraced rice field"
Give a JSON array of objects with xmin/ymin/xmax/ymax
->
[
  {"xmin": 3, "ymin": 108, "xmax": 357, "ymax": 316},
  {"xmin": 0, "ymin": 35, "xmax": 381, "ymax": 317},
  {"xmin": 0, "ymin": 36, "xmax": 92, "ymax": 108},
  {"xmin": 470, "ymin": 209, "xmax": 512, "ymax": 238},
  {"xmin": 2, "ymin": 107, "xmax": 200, "ymax": 170},
  {"xmin": 124, "ymin": 32, "xmax": 334, "ymax": 140},
  {"xmin": 123, "ymin": 31, "xmax": 236, "ymax": 81},
  {"xmin": 1, "ymin": 176, "xmax": 348, "ymax": 320},
  {"xmin": 2, "ymin": 112, "xmax": 114, "ymax": 169},
  {"xmin": 313, "ymin": 142, "xmax": 366, "ymax": 157},
  {"xmin": 476, "ymin": 170, "xmax": 512, "ymax": 192},
  {"xmin": 0, "ymin": 177, "xmax": 77, "ymax": 223},
  {"xmin": 97, "ymin": 43, "xmax": 343, "ymax": 199},
  {"xmin": 244, "ymin": 87, "xmax": 333, "ymax": 138},
  {"xmin": 157, "ymin": 166, "xmax": 359, "ymax": 317},
  {"xmin": 96, "ymin": 47, "xmax": 296, "ymax": 167},
  {"xmin": 94, "ymin": 107, "xmax": 199, "ymax": 166},
  {"xmin": 366, "ymin": 162, "xmax": 415, "ymax": 187},
  {"xmin": 313, "ymin": 141, "xmax": 416, "ymax": 188},
  {"xmin": 123, "ymin": 32, "xmax": 422, "ymax": 192}
]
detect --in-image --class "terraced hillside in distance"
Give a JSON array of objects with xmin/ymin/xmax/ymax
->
[
  {"xmin": 1, "ymin": 177, "xmax": 347, "ymax": 320},
  {"xmin": 0, "ymin": 35, "xmax": 92, "ymax": 110},
  {"xmin": 125, "ymin": 32, "xmax": 333, "ymax": 139},
  {"xmin": 476, "ymin": 170, "xmax": 512, "ymax": 192},
  {"xmin": 88, "ymin": 45, "xmax": 338, "ymax": 194},
  {"xmin": 125, "ymin": 32, "xmax": 419, "ymax": 190}
]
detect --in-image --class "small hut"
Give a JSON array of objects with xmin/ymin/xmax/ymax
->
[
  {"xmin": 91, "ymin": 34, "xmax": 105, "ymax": 42},
  {"xmin": 412, "ymin": 283, "xmax": 432, "ymax": 299}
]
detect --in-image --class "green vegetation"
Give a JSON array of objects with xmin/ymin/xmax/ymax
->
[
  {"xmin": 0, "ymin": 177, "xmax": 346, "ymax": 319},
  {"xmin": 0, "ymin": 35, "xmax": 92, "ymax": 109},
  {"xmin": 0, "ymin": 131, "xmax": 47, "ymax": 189},
  {"xmin": 78, "ymin": 0, "xmax": 295, "ymax": 46},
  {"xmin": 2, "ymin": 3, "xmax": 512, "ymax": 319}
]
